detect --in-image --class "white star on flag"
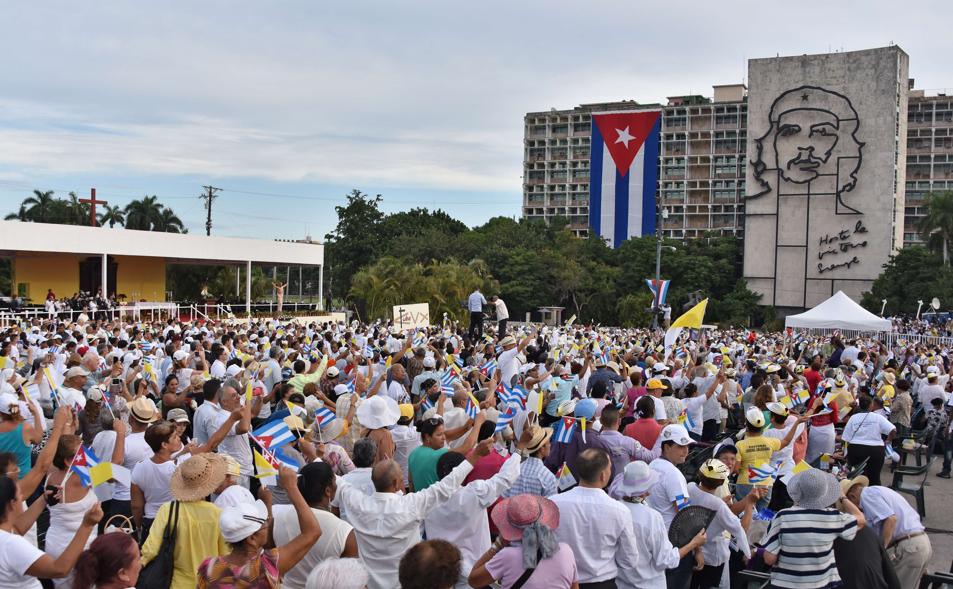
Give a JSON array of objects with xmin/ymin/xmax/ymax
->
[{"xmin": 614, "ymin": 126, "xmax": 636, "ymax": 149}]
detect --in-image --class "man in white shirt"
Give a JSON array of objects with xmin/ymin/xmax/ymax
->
[
  {"xmin": 549, "ymin": 448, "xmax": 639, "ymax": 586},
  {"xmin": 489, "ymin": 295, "xmax": 509, "ymax": 336},
  {"xmin": 192, "ymin": 379, "xmax": 223, "ymax": 445},
  {"xmin": 212, "ymin": 378, "xmax": 255, "ymax": 488},
  {"xmin": 647, "ymin": 424, "xmax": 692, "ymax": 528},
  {"xmin": 843, "ymin": 477, "xmax": 932, "ymax": 588},
  {"xmin": 467, "ymin": 288, "xmax": 487, "ymax": 340},
  {"xmin": 335, "ymin": 439, "xmax": 493, "ymax": 589},
  {"xmin": 497, "ymin": 333, "xmax": 531, "ymax": 388},
  {"xmin": 424, "ymin": 450, "xmax": 521, "ymax": 588}
]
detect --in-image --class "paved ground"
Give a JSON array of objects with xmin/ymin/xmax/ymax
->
[{"xmin": 916, "ymin": 458, "xmax": 953, "ymax": 574}]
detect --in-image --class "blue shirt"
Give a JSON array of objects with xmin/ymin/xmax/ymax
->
[{"xmin": 467, "ymin": 291, "xmax": 487, "ymax": 312}]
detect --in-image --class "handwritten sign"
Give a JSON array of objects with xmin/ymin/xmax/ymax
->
[
  {"xmin": 393, "ymin": 303, "xmax": 430, "ymax": 330},
  {"xmin": 816, "ymin": 220, "xmax": 868, "ymax": 274}
]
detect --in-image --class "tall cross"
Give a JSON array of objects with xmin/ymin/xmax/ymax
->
[{"xmin": 79, "ymin": 188, "xmax": 107, "ymax": 227}]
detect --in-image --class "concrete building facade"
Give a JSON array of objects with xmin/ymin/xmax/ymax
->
[{"xmin": 523, "ymin": 46, "xmax": 945, "ymax": 300}]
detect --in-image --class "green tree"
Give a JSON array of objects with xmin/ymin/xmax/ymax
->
[
  {"xmin": 916, "ymin": 190, "xmax": 953, "ymax": 265},
  {"xmin": 860, "ymin": 246, "xmax": 953, "ymax": 316},
  {"xmin": 124, "ymin": 195, "xmax": 164, "ymax": 230},
  {"xmin": 66, "ymin": 191, "xmax": 90, "ymax": 225},
  {"xmin": 21, "ymin": 190, "xmax": 56, "ymax": 223},
  {"xmin": 154, "ymin": 208, "xmax": 185, "ymax": 233},
  {"xmin": 98, "ymin": 205, "xmax": 125, "ymax": 228},
  {"xmin": 323, "ymin": 190, "xmax": 386, "ymax": 300}
]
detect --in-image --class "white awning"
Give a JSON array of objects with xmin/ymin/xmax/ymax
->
[{"xmin": 785, "ymin": 291, "xmax": 891, "ymax": 332}]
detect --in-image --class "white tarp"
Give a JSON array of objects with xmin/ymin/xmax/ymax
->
[{"xmin": 784, "ymin": 291, "xmax": 892, "ymax": 332}]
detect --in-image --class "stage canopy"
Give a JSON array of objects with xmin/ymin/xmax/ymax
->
[{"xmin": 784, "ymin": 290, "xmax": 892, "ymax": 332}]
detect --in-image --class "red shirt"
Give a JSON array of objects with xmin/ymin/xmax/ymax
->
[
  {"xmin": 803, "ymin": 369, "xmax": 822, "ymax": 395},
  {"xmin": 624, "ymin": 418, "xmax": 662, "ymax": 450},
  {"xmin": 809, "ymin": 396, "xmax": 839, "ymax": 427},
  {"xmin": 464, "ymin": 449, "xmax": 506, "ymax": 484}
]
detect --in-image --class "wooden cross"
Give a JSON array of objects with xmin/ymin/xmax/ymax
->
[{"xmin": 79, "ymin": 188, "xmax": 107, "ymax": 227}]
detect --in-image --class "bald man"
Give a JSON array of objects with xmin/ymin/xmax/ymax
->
[{"xmin": 334, "ymin": 439, "xmax": 493, "ymax": 589}]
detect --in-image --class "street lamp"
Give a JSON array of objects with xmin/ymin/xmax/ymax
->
[
  {"xmin": 652, "ymin": 208, "xmax": 670, "ymax": 329},
  {"xmin": 880, "ymin": 299, "xmax": 887, "ymax": 317}
]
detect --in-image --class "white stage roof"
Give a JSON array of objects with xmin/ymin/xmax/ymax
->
[{"xmin": 0, "ymin": 221, "xmax": 323, "ymax": 267}]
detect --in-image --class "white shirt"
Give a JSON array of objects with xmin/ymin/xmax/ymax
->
[
  {"xmin": 548, "ymin": 486, "xmax": 639, "ymax": 584},
  {"xmin": 646, "ymin": 458, "xmax": 688, "ymax": 528},
  {"xmin": 494, "ymin": 299, "xmax": 509, "ymax": 320},
  {"xmin": 130, "ymin": 459, "xmax": 176, "ymax": 519},
  {"xmin": 273, "ymin": 505, "xmax": 354, "ymax": 589},
  {"xmin": 425, "ymin": 454, "xmax": 521, "ymax": 585},
  {"xmin": 331, "ymin": 467, "xmax": 375, "ymax": 523},
  {"xmin": 763, "ymin": 417, "xmax": 804, "ymax": 478},
  {"xmin": 617, "ymin": 500, "xmax": 680, "ymax": 589},
  {"xmin": 858, "ymin": 485, "xmax": 924, "ymax": 541},
  {"xmin": 498, "ymin": 347, "xmax": 520, "ymax": 388},
  {"xmin": 335, "ymin": 460, "xmax": 474, "ymax": 589},
  {"xmin": 467, "ymin": 291, "xmax": 487, "ymax": 312},
  {"xmin": 683, "ymin": 395, "xmax": 705, "ymax": 435},
  {"xmin": 842, "ymin": 411, "xmax": 895, "ymax": 447},
  {"xmin": 384, "ymin": 379, "xmax": 409, "ymax": 404},
  {"xmin": 687, "ymin": 483, "xmax": 751, "ymax": 566},
  {"xmin": 192, "ymin": 400, "xmax": 222, "ymax": 445},
  {"xmin": 214, "ymin": 411, "xmax": 252, "ymax": 476},
  {"xmin": 919, "ymin": 382, "xmax": 948, "ymax": 408},
  {"xmin": 651, "ymin": 396, "xmax": 667, "ymax": 421},
  {"xmin": 390, "ymin": 425, "xmax": 422, "ymax": 488},
  {"xmin": 0, "ymin": 529, "xmax": 43, "ymax": 589}
]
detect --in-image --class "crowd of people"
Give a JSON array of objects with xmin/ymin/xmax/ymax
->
[{"xmin": 0, "ymin": 298, "xmax": 948, "ymax": 589}]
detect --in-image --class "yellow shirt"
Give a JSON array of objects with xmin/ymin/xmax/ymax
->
[
  {"xmin": 735, "ymin": 435, "xmax": 781, "ymax": 484},
  {"xmin": 142, "ymin": 500, "xmax": 228, "ymax": 589}
]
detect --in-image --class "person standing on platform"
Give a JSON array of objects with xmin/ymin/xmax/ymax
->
[
  {"xmin": 467, "ymin": 288, "xmax": 487, "ymax": 341},
  {"xmin": 490, "ymin": 295, "xmax": 509, "ymax": 336}
]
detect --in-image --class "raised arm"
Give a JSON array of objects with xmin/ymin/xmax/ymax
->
[{"xmin": 274, "ymin": 466, "xmax": 322, "ymax": 574}]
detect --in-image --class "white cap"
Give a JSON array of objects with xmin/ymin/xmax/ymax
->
[
  {"xmin": 219, "ymin": 500, "xmax": 269, "ymax": 543},
  {"xmin": 659, "ymin": 424, "xmax": 692, "ymax": 446},
  {"xmin": 652, "ymin": 362, "xmax": 667, "ymax": 373},
  {"xmin": 172, "ymin": 350, "xmax": 190, "ymax": 362},
  {"xmin": 745, "ymin": 406, "xmax": 766, "ymax": 428},
  {"xmin": 225, "ymin": 365, "xmax": 244, "ymax": 378},
  {"xmin": 423, "ymin": 356, "xmax": 436, "ymax": 369},
  {"xmin": 326, "ymin": 366, "xmax": 340, "ymax": 378}
]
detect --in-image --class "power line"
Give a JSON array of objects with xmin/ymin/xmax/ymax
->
[{"xmin": 199, "ymin": 185, "xmax": 221, "ymax": 236}]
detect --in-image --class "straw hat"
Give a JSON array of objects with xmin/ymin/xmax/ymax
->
[
  {"xmin": 524, "ymin": 425, "xmax": 553, "ymax": 455},
  {"xmin": 839, "ymin": 474, "xmax": 869, "ymax": 497},
  {"xmin": 170, "ymin": 454, "xmax": 227, "ymax": 502},
  {"xmin": 129, "ymin": 397, "xmax": 160, "ymax": 424},
  {"xmin": 490, "ymin": 494, "xmax": 560, "ymax": 542}
]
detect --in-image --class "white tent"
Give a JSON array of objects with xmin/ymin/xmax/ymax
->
[{"xmin": 784, "ymin": 291, "xmax": 892, "ymax": 332}]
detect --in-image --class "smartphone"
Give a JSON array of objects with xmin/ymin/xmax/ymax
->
[{"xmin": 109, "ymin": 378, "xmax": 122, "ymax": 394}]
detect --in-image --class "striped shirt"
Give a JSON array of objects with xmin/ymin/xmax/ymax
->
[
  {"xmin": 762, "ymin": 507, "xmax": 858, "ymax": 589},
  {"xmin": 504, "ymin": 456, "xmax": 557, "ymax": 498}
]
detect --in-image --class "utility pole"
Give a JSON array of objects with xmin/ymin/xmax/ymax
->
[{"xmin": 199, "ymin": 186, "xmax": 221, "ymax": 236}]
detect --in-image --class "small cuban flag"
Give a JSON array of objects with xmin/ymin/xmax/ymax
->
[
  {"xmin": 440, "ymin": 371, "xmax": 457, "ymax": 396},
  {"xmin": 413, "ymin": 332, "xmax": 426, "ymax": 348},
  {"xmin": 554, "ymin": 417, "xmax": 576, "ymax": 444},
  {"xmin": 346, "ymin": 379, "xmax": 356, "ymax": 394},
  {"xmin": 495, "ymin": 406, "xmax": 517, "ymax": 433},
  {"xmin": 557, "ymin": 462, "xmax": 576, "ymax": 491},
  {"xmin": 314, "ymin": 406, "xmax": 337, "ymax": 427},
  {"xmin": 464, "ymin": 394, "xmax": 478, "ymax": 419},
  {"xmin": 252, "ymin": 420, "xmax": 295, "ymax": 449},
  {"xmin": 479, "ymin": 359, "xmax": 498, "ymax": 378},
  {"xmin": 677, "ymin": 406, "xmax": 696, "ymax": 432},
  {"xmin": 500, "ymin": 384, "xmax": 528, "ymax": 409},
  {"xmin": 69, "ymin": 445, "xmax": 100, "ymax": 487},
  {"xmin": 421, "ymin": 396, "xmax": 435, "ymax": 412},
  {"xmin": 675, "ymin": 493, "xmax": 691, "ymax": 510},
  {"xmin": 795, "ymin": 388, "xmax": 811, "ymax": 406},
  {"xmin": 748, "ymin": 462, "xmax": 779, "ymax": 485}
]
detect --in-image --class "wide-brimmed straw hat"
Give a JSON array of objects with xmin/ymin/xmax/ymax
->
[
  {"xmin": 490, "ymin": 494, "xmax": 560, "ymax": 542},
  {"xmin": 839, "ymin": 474, "xmax": 870, "ymax": 497},
  {"xmin": 788, "ymin": 468, "xmax": 841, "ymax": 509},
  {"xmin": 129, "ymin": 397, "xmax": 160, "ymax": 423},
  {"xmin": 524, "ymin": 425, "xmax": 553, "ymax": 455},
  {"xmin": 170, "ymin": 454, "xmax": 228, "ymax": 502}
]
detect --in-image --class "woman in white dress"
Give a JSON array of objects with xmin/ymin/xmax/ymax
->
[{"xmin": 44, "ymin": 435, "xmax": 99, "ymax": 589}]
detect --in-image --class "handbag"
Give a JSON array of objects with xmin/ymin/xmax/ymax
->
[{"xmin": 137, "ymin": 501, "xmax": 180, "ymax": 589}]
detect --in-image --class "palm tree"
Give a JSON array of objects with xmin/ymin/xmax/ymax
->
[
  {"xmin": 154, "ymin": 208, "xmax": 185, "ymax": 233},
  {"xmin": 124, "ymin": 195, "xmax": 164, "ymax": 230},
  {"xmin": 21, "ymin": 190, "xmax": 56, "ymax": 222},
  {"xmin": 917, "ymin": 190, "xmax": 953, "ymax": 265},
  {"xmin": 98, "ymin": 205, "xmax": 125, "ymax": 228},
  {"xmin": 66, "ymin": 191, "xmax": 89, "ymax": 225},
  {"xmin": 4, "ymin": 205, "xmax": 27, "ymax": 221}
]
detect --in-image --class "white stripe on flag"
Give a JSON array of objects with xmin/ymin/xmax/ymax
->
[
  {"xmin": 600, "ymin": 142, "xmax": 616, "ymax": 244},
  {"xmin": 627, "ymin": 145, "xmax": 646, "ymax": 241}
]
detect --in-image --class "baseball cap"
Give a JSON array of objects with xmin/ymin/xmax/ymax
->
[
  {"xmin": 659, "ymin": 424, "xmax": 692, "ymax": 446},
  {"xmin": 422, "ymin": 356, "xmax": 436, "ymax": 369},
  {"xmin": 326, "ymin": 366, "xmax": 340, "ymax": 378},
  {"xmin": 646, "ymin": 378, "xmax": 667, "ymax": 390},
  {"xmin": 698, "ymin": 458, "xmax": 729, "ymax": 481},
  {"xmin": 172, "ymin": 350, "xmax": 190, "ymax": 362},
  {"xmin": 766, "ymin": 402, "xmax": 788, "ymax": 417},
  {"xmin": 745, "ymin": 406, "xmax": 766, "ymax": 428},
  {"xmin": 64, "ymin": 366, "xmax": 89, "ymax": 379},
  {"xmin": 167, "ymin": 408, "xmax": 190, "ymax": 423}
]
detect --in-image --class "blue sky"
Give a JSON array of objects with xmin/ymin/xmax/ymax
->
[{"xmin": 1, "ymin": 1, "xmax": 951, "ymax": 240}]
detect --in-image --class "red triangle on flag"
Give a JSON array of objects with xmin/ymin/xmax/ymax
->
[
  {"xmin": 592, "ymin": 111, "xmax": 660, "ymax": 176},
  {"xmin": 258, "ymin": 435, "xmax": 274, "ymax": 448}
]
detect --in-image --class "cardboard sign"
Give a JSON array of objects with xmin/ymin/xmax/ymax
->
[{"xmin": 393, "ymin": 303, "xmax": 430, "ymax": 329}]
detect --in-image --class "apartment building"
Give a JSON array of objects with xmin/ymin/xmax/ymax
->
[{"xmin": 524, "ymin": 82, "xmax": 947, "ymax": 247}]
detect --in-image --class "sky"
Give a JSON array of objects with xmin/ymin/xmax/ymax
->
[{"xmin": 1, "ymin": 1, "xmax": 951, "ymax": 241}]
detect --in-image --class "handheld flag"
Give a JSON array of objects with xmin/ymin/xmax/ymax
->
[
  {"xmin": 479, "ymin": 359, "xmax": 498, "ymax": 378},
  {"xmin": 440, "ymin": 372, "xmax": 457, "ymax": 396},
  {"xmin": 671, "ymin": 298, "xmax": 709, "ymax": 330},
  {"xmin": 554, "ymin": 417, "xmax": 576, "ymax": 444},
  {"xmin": 464, "ymin": 395, "xmax": 478, "ymax": 419},
  {"xmin": 250, "ymin": 435, "xmax": 300, "ymax": 472},
  {"xmin": 791, "ymin": 460, "xmax": 813, "ymax": 475},
  {"xmin": 557, "ymin": 462, "xmax": 576, "ymax": 491},
  {"xmin": 245, "ymin": 380, "xmax": 254, "ymax": 402},
  {"xmin": 69, "ymin": 445, "xmax": 100, "ymax": 487},
  {"xmin": 579, "ymin": 416, "xmax": 587, "ymax": 444},
  {"xmin": 90, "ymin": 462, "xmax": 131, "ymax": 488},
  {"xmin": 313, "ymin": 406, "xmax": 336, "ymax": 427},
  {"xmin": 421, "ymin": 396, "xmax": 435, "ymax": 412},
  {"xmin": 252, "ymin": 420, "xmax": 295, "ymax": 449},
  {"xmin": 495, "ymin": 407, "xmax": 517, "ymax": 433},
  {"xmin": 254, "ymin": 449, "xmax": 279, "ymax": 478},
  {"xmin": 748, "ymin": 463, "xmax": 779, "ymax": 485}
]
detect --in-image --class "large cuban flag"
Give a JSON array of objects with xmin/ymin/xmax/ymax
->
[{"xmin": 589, "ymin": 111, "xmax": 661, "ymax": 248}]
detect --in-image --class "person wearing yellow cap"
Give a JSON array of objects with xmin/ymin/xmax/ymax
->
[
  {"xmin": 735, "ymin": 407, "xmax": 809, "ymax": 505},
  {"xmin": 645, "ymin": 378, "xmax": 669, "ymax": 423},
  {"xmin": 762, "ymin": 402, "xmax": 807, "ymax": 511}
]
